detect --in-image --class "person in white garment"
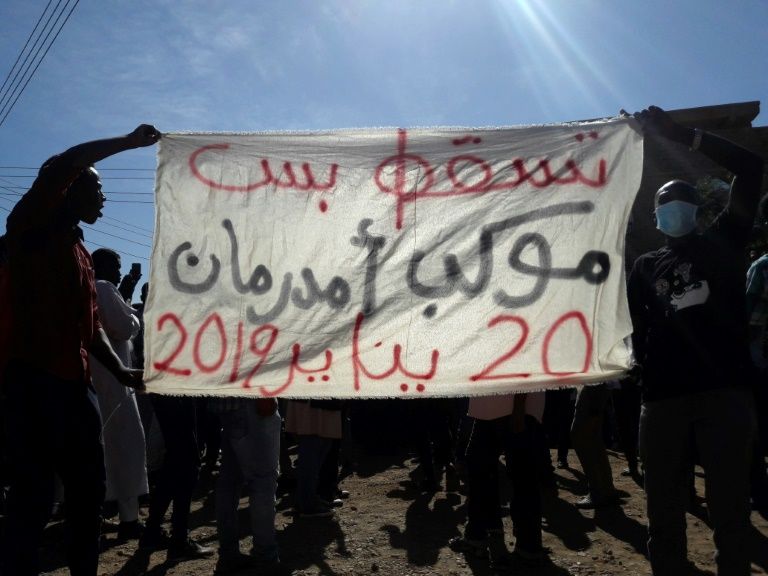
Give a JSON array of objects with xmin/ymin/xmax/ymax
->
[{"xmin": 89, "ymin": 248, "xmax": 148, "ymax": 540}]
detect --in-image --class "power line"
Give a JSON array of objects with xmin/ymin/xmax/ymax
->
[
  {"xmin": 107, "ymin": 192, "xmax": 154, "ymax": 196},
  {"xmin": 106, "ymin": 199, "xmax": 154, "ymax": 204},
  {"xmin": 0, "ymin": 0, "xmax": 62, "ymax": 116},
  {"xmin": 0, "ymin": 183, "xmax": 22, "ymax": 196},
  {"xmin": 0, "ymin": 174, "xmax": 155, "ymax": 204},
  {"xmin": 0, "ymin": 186, "xmax": 152, "ymax": 195},
  {"xmin": 92, "ymin": 219, "xmax": 152, "ymax": 239},
  {"xmin": 0, "ymin": 196, "xmax": 153, "ymax": 261},
  {"xmin": 0, "ymin": 0, "xmax": 80, "ymax": 127},
  {"xmin": 0, "ymin": 166, "xmax": 154, "ymax": 171},
  {"xmin": 0, "ymin": 190, "xmax": 154, "ymax": 239},
  {"xmin": 81, "ymin": 224, "xmax": 152, "ymax": 248},
  {"xmin": 1, "ymin": 196, "xmax": 154, "ymax": 205},
  {"xmin": 0, "ymin": 0, "xmax": 54, "ymax": 101},
  {"xmin": 0, "ymin": 176, "xmax": 21, "ymax": 183},
  {"xmin": 0, "ymin": 174, "xmax": 153, "ymax": 180},
  {"xmin": 83, "ymin": 239, "xmax": 149, "ymax": 262},
  {"xmin": 103, "ymin": 192, "xmax": 154, "ymax": 196},
  {"xmin": 101, "ymin": 215, "xmax": 153, "ymax": 234},
  {"xmin": 0, "ymin": 218, "xmax": 150, "ymax": 260},
  {"xmin": 0, "ymin": 187, "xmax": 152, "ymax": 205},
  {"xmin": 0, "ymin": 0, "xmax": 81, "ymax": 128}
]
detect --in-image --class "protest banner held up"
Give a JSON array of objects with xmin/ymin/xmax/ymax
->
[{"xmin": 145, "ymin": 118, "xmax": 643, "ymax": 397}]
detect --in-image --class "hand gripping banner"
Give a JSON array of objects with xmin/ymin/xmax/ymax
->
[{"xmin": 145, "ymin": 118, "xmax": 643, "ymax": 397}]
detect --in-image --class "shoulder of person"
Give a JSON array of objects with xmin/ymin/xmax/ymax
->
[
  {"xmin": 633, "ymin": 250, "xmax": 662, "ymax": 269},
  {"xmin": 95, "ymin": 279, "xmax": 120, "ymax": 293}
]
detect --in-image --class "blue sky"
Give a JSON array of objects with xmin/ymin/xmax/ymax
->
[{"xmin": 1, "ymin": 0, "xmax": 766, "ymax": 275}]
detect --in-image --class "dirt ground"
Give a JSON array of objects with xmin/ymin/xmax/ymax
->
[{"xmin": 34, "ymin": 412, "xmax": 768, "ymax": 576}]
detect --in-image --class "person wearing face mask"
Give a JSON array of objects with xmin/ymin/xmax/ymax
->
[{"xmin": 627, "ymin": 106, "xmax": 764, "ymax": 576}]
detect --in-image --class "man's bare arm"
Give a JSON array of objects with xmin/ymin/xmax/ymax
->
[
  {"xmin": 90, "ymin": 328, "xmax": 145, "ymax": 391},
  {"xmin": 58, "ymin": 124, "xmax": 161, "ymax": 169}
]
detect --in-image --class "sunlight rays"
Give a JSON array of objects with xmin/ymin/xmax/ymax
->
[{"xmin": 491, "ymin": 0, "xmax": 628, "ymax": 119}]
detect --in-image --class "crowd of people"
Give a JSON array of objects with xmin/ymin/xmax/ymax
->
[{"xmin": 0, "ymin": 106, "xmax": 766, "ymax": 576}]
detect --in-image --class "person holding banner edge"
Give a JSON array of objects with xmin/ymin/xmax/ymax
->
[
  {"xmin": 628, "ymin": 106, "xmax": 763, "ymax": 575},
  {"xmin": 1, "ymin": 124, "xmax": 160, "ymax": 576}
]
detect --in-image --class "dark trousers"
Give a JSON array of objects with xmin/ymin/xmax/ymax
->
[
  {"xmin": 410, "ymin": 399, "xmax": 455, "ymax": 483},
  {"xmin": 464, "ymin": 415, "xmax": 544, "ymax": 552},
  {"xmin": 640, "ymin": 386, "xmax": 755, "ymax": 576},
  {"xmin": 296, "ymin": 435, "xmax": 332, "ymax": 512},
  {"xmin": 613, "ymin": 380, "xmax": 641, "ymax": 471},
  {"xmin": 145, "ymin": 395, "xmax": 200, "ymax": 543},
  {"xmin": 1, "ymin": 361, "xmax": 106, "ymax": 576},
  {"xmin": 507, "ymin": 416, "xmax": 545, "ymax": 553},
  {"xmin": 465, "ymin": 418, "xmax": 504, "ymax": 540},
  {"xmin": 571, "ymin": 384, "xmax": 616, "ymax": 500},
  {"xmin": 317, "ymin": 439, "xmax": 341, "ymax": 502},
  {"xmin": 196, "ymin": 398, "xmax": 221, "ymax": 465},
  {"xmin": 544, "ymin": 388, "xmax": 574, "ymax": 463}
]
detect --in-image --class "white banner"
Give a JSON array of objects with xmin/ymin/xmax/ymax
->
[{"xmin": 145, "ymin": 118, "xmax": 643, "ymax": 397}]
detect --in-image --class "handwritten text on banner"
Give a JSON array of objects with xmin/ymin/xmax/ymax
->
[{"xmin": 145, "ymin": 119, "xmax": 643, "ymax": 397}]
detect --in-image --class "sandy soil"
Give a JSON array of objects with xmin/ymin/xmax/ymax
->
[{"xmin": 34, "ymin": 416, "xmax": 768, "ymax": 576}]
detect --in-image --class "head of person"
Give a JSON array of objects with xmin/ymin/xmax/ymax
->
[
  {"xmin": 64, "ymin": 166, "xmax": 105, "ymax": 225},
  {"xmin": 653, "ymin": 180, "xmax": 702, "ymax": 239},
  {"xmin": 92, "ymin": 248, "xmax": 121, "ymax": 286}
]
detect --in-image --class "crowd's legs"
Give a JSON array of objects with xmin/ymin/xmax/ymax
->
[
  {"xmin": 197, "ymin": 398, "xmax": 222, "ymax": 469},
  {"xmin": 544, "ymin": 388, "xmax": 575, "ymax": 468},
  {"xmin": 1, "ymin": 361, "xmax": 105, "ymax": 576},
  {"xmin": 296, "ymin": 435, "xmax": 333, "ymax": 515},
  {"xmin": 463, "ymin": 418, "xmax": 504, "ymax": 546},
  {"xmin": 506, "ymin": 415, "xmax": 547, "ymax": 557},
  {"xmin": 140, "ymin": 395, "xmax": 212, "ymax": 559},
  {"xmin": 285, "ymin": 399, "xmax": 343, "ymax": 518},
  {"xmin": 451, "ymin": 410, "xmax": 547, "ymax": 565},
  {"xmin": 215, "ymin": 402, "xmax": 280, "ymax": 571},
  {"xmin": 317, "ymin": 439, "xmax": 342, "ymax": 506},
  {"xmin": 570, "ymin": 384, "xmax": 619, "ymax": 508},
  {"xmin": 410, "ymin": 398, "xmax": 456, "ymax": 491},
  {"xmin": 641, "ymin": 386, "xmax": 754, "ymax": 575},
  {"xmin": 613, "ymin": 379, "xmax": 642, "ymax": 478}
]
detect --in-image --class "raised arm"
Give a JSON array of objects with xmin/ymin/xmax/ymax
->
[
  {"xmin": 56, "ymin": 124, "xmax": 161, "ymax": 169},
  {"xmin": 635, "ymin": 106, "xmax": 764, "ymax": 232},
  {"xmin": 7, "ymin": 125, "xmax": 161, "ymax": 234}
]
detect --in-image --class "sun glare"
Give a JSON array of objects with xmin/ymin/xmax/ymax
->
[{"xmin": 491, "ymin": 0, "xmax": 627, "ymax": 119}]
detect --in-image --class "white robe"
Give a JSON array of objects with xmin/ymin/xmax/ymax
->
[{"xmin": 90, "ymin": 280, "xmax": 149, "ymax": 501}]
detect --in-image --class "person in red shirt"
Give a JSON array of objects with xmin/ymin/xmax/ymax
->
[{"xmin": 1, "ymin": 124, "xmax": 160, "ymax": 576}]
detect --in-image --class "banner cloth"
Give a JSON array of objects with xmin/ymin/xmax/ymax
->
[{"xmin": 145, "ymin": 118, "xmax": 643, "ymax": 397}]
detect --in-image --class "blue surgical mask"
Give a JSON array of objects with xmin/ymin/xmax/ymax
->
[{"xmin": 655, "ymin": 200, "xmax": 698, "ymax": 237}]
